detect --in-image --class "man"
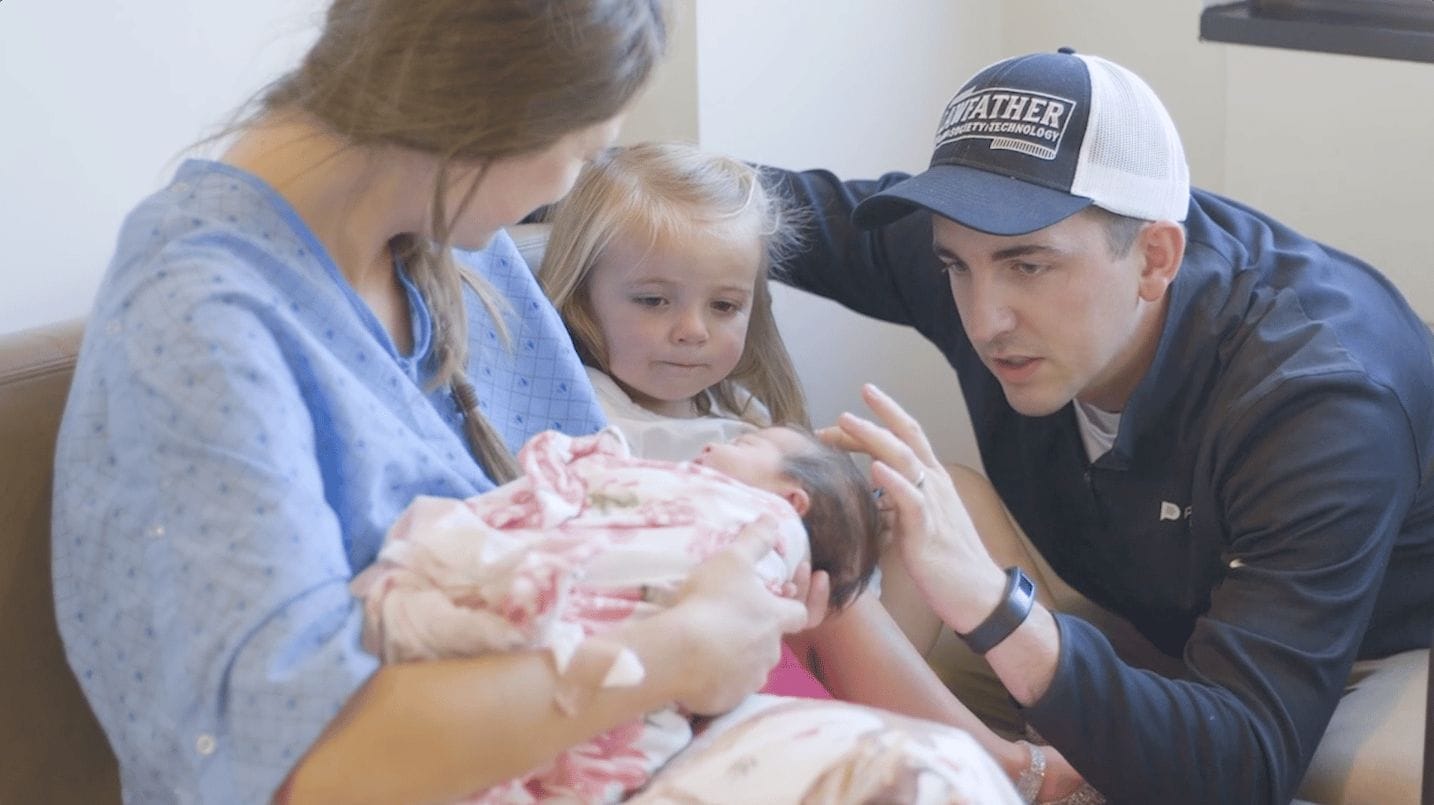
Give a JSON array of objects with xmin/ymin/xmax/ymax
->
[{"xmin": 779, "ymin": 49, "xmax": 1433, "ymax": 804}]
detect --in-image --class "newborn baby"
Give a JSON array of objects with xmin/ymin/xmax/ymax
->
[{"xmin": 352, "ymin": 425, "xmax": 882, "ymax": 803}]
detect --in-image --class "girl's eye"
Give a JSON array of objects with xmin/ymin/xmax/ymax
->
[
  {"xmin": 711, "ymin": 300, "xmax": 743, "ymax": 315},
  {"xmin": 631, "ymin": 295, "xmax": 666, "ymax": 308}
]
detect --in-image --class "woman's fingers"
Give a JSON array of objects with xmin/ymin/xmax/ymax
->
[
  {"xmin": 670, "ymin": 527, "xmax": 812, "ymax": 713},
  {"xmin": 800, "ymin": 568, "xmax": 832, "ymax": 630},
  {"xmin": 723, "ymin": 518, "xmax": 813, "ymax": 634},
  {"xmin": 727, "ymin": 515, "xmax": 782, "ymax": 561},
  {"xmin": 772, "ymin": 590, "xmax": 815, "ymax": 635}
]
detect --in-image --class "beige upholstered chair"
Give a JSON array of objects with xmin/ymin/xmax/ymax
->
[{"xmin": 0, "ymin": 319, "xmax": 120, "ymax": 803}]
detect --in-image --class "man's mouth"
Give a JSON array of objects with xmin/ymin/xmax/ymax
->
[
  {"xmin": 988, "ymin": 354, "xmax": 1042, "ymax": 381},
  {"xmin": 992, "ymin": 355, "xmax": 1035, "ymax": 368}
]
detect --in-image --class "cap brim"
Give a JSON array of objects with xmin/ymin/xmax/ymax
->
[{"xmin": 851, "ymin": 165, "xmax": 1094, "ymax": 236}]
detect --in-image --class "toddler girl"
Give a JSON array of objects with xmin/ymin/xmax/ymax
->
[
  {"xmin": 539, "ymin": 141, "xmax": 806, "ymax": 463},
  {"xmin": 537, "ymin": 142, "xmax": 840, "ymax": 700}
]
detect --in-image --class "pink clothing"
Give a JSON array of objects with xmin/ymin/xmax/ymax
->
[
  {"xmin": 763, "ymin": 642, "xmax": 833, "ymax": 700},
  {"xmin": 352, "ymin": 428, "xmax": 807, "ymax": 804}
]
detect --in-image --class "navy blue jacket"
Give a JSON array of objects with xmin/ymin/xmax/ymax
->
[{"xmin": 772, "ymin": 168, "xmax": 1434, "ymax": 804}]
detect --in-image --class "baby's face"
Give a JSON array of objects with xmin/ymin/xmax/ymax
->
[{"xmin": 694, "ymin": 427, "xmax": 810, "ymax": 493}]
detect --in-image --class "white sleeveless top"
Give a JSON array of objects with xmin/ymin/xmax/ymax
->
[{"xmin": 586, "ymin": 367, "xmax": 769, "ymax": 462}]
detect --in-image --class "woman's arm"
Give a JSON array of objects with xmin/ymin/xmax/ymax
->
[{"xmin": 285, "ymin": 530, "xmax": 814, "ymax": 804}]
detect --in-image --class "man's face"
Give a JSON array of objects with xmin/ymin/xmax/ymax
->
[{"xmin": 932, "ymin": 211, "xmax": 1157, "ymax": 415}]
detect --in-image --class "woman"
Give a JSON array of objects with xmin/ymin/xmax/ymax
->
[{"xmin": 51, "ymin": 2, "xmax": 821, "ymax": 802}]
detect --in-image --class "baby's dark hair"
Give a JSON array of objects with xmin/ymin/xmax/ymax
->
[{"xmin": 778, "ymin": 434, "xmax": 884, "ymax": 611}]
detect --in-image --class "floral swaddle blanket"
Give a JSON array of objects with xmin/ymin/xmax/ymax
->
[{"xmin": 351, "ymin": 428, "xmax": 807, "ymax": 803}]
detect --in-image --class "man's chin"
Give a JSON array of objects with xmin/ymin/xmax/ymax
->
[{"xmin": 1001, "ymin": 387, "xmax": 1071, "ymax": 418}]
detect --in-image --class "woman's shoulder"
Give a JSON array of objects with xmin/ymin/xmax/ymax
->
[
  {"xmin": 94, "ymin": 160, "xmax": 372, "ymax": 353},
  {"xmin": 103, "ymin": 161, "xmax": 336, "ymax": 316}
]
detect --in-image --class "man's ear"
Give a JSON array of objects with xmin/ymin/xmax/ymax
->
[
  {"xmin": 783, "ymin": 486, "xmax": 811, "ymax": 517},
  {"xmin": 1136, "ymin": 220, "xmax": 1185, "ymax": 303}
]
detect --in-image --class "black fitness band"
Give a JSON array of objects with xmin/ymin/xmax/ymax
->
[{"xmin": 960, "ymin": 566, "xmax": 1036, "ymax": 655}]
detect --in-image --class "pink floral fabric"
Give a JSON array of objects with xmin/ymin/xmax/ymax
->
[
  {"xmin": 631, "ymin": 695, "xmax": 1023, "ymax": 805},
  {"xmin": 351, "ymin": 428, "xmax": 807, "ymax": 804}
]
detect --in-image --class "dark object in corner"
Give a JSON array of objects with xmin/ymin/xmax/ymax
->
[{"xmin": 1201, "ymin": 0, "xmax": 1434, "ymax": 64}]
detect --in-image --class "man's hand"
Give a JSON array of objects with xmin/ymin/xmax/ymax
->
[{"xmin": 818, "ymin": 384, "xmax": 1006, "ymax": 635}]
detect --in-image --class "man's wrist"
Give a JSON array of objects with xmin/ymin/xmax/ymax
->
[
  {"xmin": 938, "ymin": 562, "xmax": 1011, "ymax": 636},
  {"xmin": 956, "ymin": 566, "xmax": 1036, "ymax": 655}
]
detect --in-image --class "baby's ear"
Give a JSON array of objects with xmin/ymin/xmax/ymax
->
[{"xmin": 782, "ymin": 486, "xmax": 811, "ymax": 517}]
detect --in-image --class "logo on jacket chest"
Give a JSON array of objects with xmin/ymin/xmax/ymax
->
[{"xmin": 1159, "ymin": 500, "xmax": 1192, "ymax": 522}]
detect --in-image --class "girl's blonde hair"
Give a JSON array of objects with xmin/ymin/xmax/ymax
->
[
  {"xmin": 539, "ymin": 142, "xmax": 809, "ymax": 428},
  {"xmin": 251, "ymin": 0, "xmax": 666, "ymax": 482}
]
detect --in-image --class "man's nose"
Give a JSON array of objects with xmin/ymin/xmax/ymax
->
[{"xmin": 959, "ymin": 276, "xmax": 1016, "ymax": 344}]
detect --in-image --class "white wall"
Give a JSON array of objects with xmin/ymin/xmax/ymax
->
[
  {"xmin": 0, "ymin": 0, "xmax": 324, "ymax": 333},
  {"xmin": 691, "ymin": 0, "xmax": 997, "ymax": 467},
  {"xmin": 4, "ymin": 1, "xmax": 1430, "ymax": 469},
  {"xmin": 618, "ymin": 0, "xmax": 699, "ymax": 145},
  {"xmin": 1220, "ymin": 46, "xmax": 1434, "ymax": 305}
]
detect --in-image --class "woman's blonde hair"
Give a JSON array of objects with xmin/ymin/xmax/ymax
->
[
  {"xmin": 252, "ymin": 0, "xmax": 666, "ymax": 482},
  {"xmin": 539, "ymin": 142, "xmax": 809, "ymax": 428}
]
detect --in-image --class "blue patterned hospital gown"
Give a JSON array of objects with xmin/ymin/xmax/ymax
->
[{"xmin": 51, "ymin": 160, "xmax": 606, "ymax": 803}]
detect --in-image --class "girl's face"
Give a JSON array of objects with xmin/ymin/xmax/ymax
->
[{"xmin": 586, "ymin": 224, "xmax": 763, "ymax": 417}]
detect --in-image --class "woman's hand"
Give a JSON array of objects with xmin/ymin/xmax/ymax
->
[
  {"xmin": 817, "ymin": 384, "xmax": 1006, "ymax": 635},
  {"xmin": 661, "ymin": 523, "xmax": 829, "ymax": 715}
]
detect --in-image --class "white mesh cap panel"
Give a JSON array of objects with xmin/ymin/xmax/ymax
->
[{"xmin": 1070, "ymin": 54, "xmax": 1190, "ymax": 222}]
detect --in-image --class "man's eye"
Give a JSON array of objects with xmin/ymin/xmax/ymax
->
[
  {"xmin": 1013, "ymin": 262, "xmax": 1046, "ymax": 276},
  {"xmin": 940, "ymin": 262, "xmax": 968, "ymax": 276}
]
